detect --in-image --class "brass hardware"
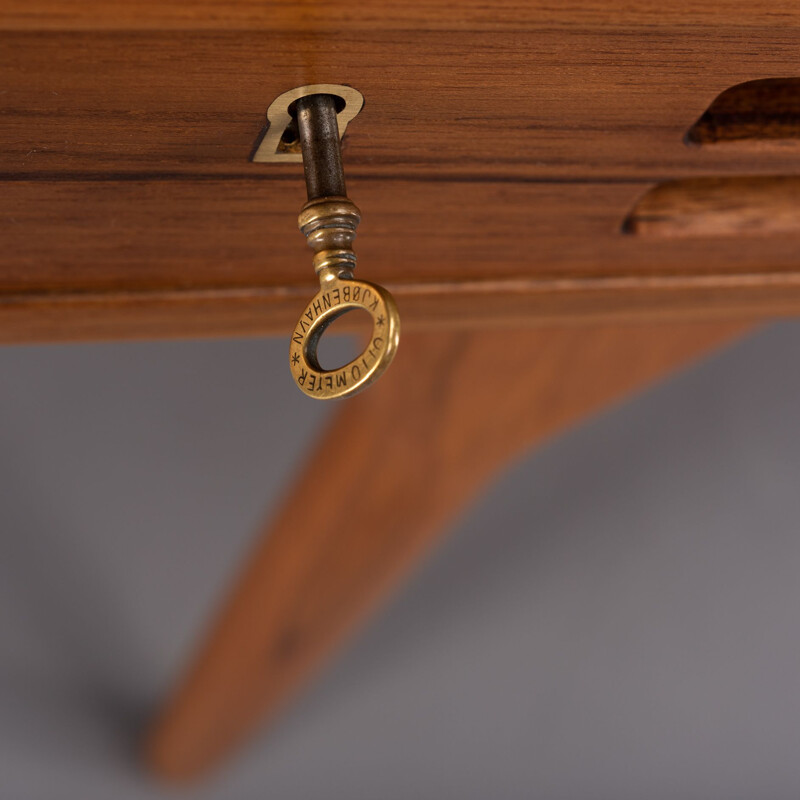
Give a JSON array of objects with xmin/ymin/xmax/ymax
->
[
  {"xmin": 287, "ymin": 92, "xmax": 400, "ymax": 399},
  {"xmin": 251, "ymin": 84, "xmax": 364, "ymax": 163}
]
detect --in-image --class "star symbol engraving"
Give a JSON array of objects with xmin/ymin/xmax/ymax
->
[
  {"xmin": 376, "ymin": 315, "xmax": 385, "ymax": 327},
  {"xmin": 291, "ymin": 352, "xmax": 300, "ymax": 366}
]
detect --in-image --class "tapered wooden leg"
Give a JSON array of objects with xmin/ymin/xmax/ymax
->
[{"xmin": 145, "ymin": 321, "xmax": 753, "ymax": 780}]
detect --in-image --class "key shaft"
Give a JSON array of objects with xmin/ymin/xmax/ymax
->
[{"xmin": 295, "ymin": 94, "xmax": 347, "ymax": 200}]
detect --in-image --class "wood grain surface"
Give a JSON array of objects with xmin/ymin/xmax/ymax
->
[
  {"xmin": 3, "ymin": 28, "xmax": 800, "ymax": 180},
  {"xmin": 145, "ymin": 319, "xmax": 751, "ymax": 779},
  {"xmin": 1, "ymin": 1, "xmax": 799, "ymax": 339},
  {"xmin": 5, "ymin": 0, "xmax": 800, "ymax": 30}
]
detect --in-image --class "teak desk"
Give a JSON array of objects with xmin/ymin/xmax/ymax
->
[{"xmin": 1, "ymin": 0, "xmax": 797, "ymax": 779}]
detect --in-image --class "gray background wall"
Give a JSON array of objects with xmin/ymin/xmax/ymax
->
[{"xmin": 0, "ymin": 322, "xmax": 799, "ymax": 799}]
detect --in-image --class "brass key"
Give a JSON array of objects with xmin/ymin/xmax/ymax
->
[{"xmin": 289, "ymin": 93, "xmax": 400, "ymax": 399}]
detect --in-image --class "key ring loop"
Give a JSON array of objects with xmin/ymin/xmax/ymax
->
[{"xmin": 289, "ymin": 277, "xmax": 400, "ymax": 399}]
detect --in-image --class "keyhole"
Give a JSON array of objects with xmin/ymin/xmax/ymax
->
[{"xmin": 280, "ymin": 118, "xmax": 299, "ymax": 146}]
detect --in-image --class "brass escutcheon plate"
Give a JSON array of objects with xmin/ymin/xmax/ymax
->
[
  {"xmin": 252, "ymin": 84, "xmax": 365, "ymax": 163},
  {"xmin": 290, "ymin": 277, "xmax": 400, "ymax": 399}
]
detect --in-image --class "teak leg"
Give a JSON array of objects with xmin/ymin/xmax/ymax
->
[{"xmin": 145, "ymin": 321, "xmax": 753, "ymax": 780}]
